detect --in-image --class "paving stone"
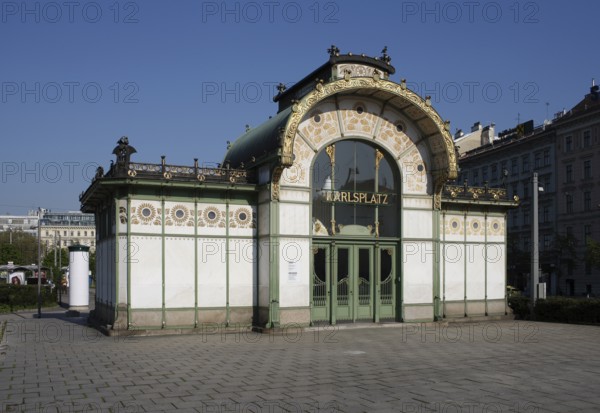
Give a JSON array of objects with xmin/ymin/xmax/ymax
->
[{"xmin": 2, "ymin": 313, "xmax": 600, "ymax": 412}]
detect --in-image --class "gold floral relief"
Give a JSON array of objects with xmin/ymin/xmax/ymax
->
[
  {"xmin": 299, "ymin": 107, "xmax": 340, "ymax": 147},
  {"xmin": 444, "ymin": 217, "xmax": 464, "ymax": 236},
  {"xmin": 164, "ymin": 204, "xmax": 194, "ymax": 227},
  {"xmin": 119, "ymin": 206, "xmax": 127, "ymax": 224},
  {"xmin": 229, "ymin": 207, "xmax": 256, "ymax": 229},
  {"xmin": 467, "ymin": 218, "xmax": 484, "ymax": 236},
  {"xmin": 401, "ymin": 147, "xmax": 427, "ymax": 194},
  {"xmin": 132, "ymin": 202, "xmax": 161, "ymax": 226},
  {"xmin": 282, "ymin": 136, "xmax": 311, "ymax": 186},
  {"xmin": 487, "ymin": 219, "xmax": 505, "ymax": 236},
  {"xmin": 197, "ymin": 206, "xmax": 226, "ymax": 228},
  {"xmin": 377, "ymin": 117, "xmax": 411, "ymax": 157},
  {"xmin": 339, "ymin": 103, "xmax": 377, "ymax": 136},
  {"xmin": 280, "ymin": 77, "xmax": 458, "ymax": 185}
]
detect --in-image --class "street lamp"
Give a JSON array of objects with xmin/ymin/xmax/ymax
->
[
  {"xmin": 531, "ymin": 173, "xmax": 544, "ymax": 307},
  {"xmin": 30, "ymin": 207, "xmax": 43, "ymax": 318}
]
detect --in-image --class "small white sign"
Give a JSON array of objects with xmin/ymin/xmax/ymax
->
[{"xmin": 288, "ymin": 261, "xmax": 299, "ymax": 283}]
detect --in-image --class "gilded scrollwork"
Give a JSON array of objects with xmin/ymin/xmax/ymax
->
[{"xmin": 280, "ymin": 77, "xmax": 457, "ymax": 206}]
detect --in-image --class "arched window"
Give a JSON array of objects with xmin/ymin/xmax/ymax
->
[{"xmin": 312, "ymin": 140, "xmax": 399, "ymax": 237}]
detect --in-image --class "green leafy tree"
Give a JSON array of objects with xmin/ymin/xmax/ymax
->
[
  {"xmin": 42, "ymin": 247, "xmax": 69, "ymax": 283},
  {"xmin": 586, "ymin": 238, "xmax": 600, "ymax": 270},
  {"xmin": 0, "ymin": 231, "xmax": 38, "ymax": 265}
]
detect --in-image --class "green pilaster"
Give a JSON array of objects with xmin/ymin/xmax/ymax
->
[
  {"xmin": 463, "ymin": 211, "xmax": 468, "ymax": 317},
  {"xmin": 125, "ymin": 195, "xmax": 131, "ymax": 329},
  {"xmin": 161, "ymin": 196, "xmax": 166, "ymax": 328},
  {"xmin": 374, "ymin": 242, "xmax": 380, "ymax": 323},
  {"xmin": 225, "ymin": 197, "xmax": 230, "ymax": 326},
  {"xmin": 442, "ymin": 211, "xmax": 446, "ymax": 318},
  {"xmin": 484, "ymin": 212, "xmax": 488, "ymax": 316},
  {"xmin": 433, "ymin": 208, "xmax": 440, "ymax": 320},
  {"xmin": 194, "ymin": 194, "xmax": 198, "ymax": 328},
  {"xmin": 504, "ymin": 211, "xmax": 509, "ymax": 315},
  {"xmin": 269, "ymin": 198, "xmax": 280, "ymax": 328}
]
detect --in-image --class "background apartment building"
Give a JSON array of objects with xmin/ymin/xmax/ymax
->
[{"xmin": 455, "ymin": 83, "xmax": 600, "ymax": 296}]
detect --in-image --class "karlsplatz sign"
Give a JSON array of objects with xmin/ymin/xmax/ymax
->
[{"xmin": 324, "ymin": 191, "xmax": 391, "ymax": 205}]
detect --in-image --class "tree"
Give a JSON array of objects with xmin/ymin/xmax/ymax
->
[
  {"xmin": 0, "ymin": 231, "xmax": 38, "ymax": 265},
  {"xmin": 42, "ymin": 247, "xmax": 69, "ymax": 283},
  {"xmin": 586, "ymin": 238, "xmax": 600, "ymax": 270}
]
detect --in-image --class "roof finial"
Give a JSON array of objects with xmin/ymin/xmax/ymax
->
[
  {"xmin": 327, "ymin": 44, "xmax": 340, "ymax": 57},
  {"xmin": 380, "ymin": 46, "xmax": 391, "ymax": 64},
  {"xmin": 276, "ymin": 83, "xmax": 287, "ymax": 94}
]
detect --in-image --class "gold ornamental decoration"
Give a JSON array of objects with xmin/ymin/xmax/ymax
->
[{"xmin": 279, "ymin": 76, "xmax": 458, "ymax": 186}]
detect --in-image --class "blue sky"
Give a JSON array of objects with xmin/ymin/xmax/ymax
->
[{"xmin": 1, "ymin": 0, "xmax": 599, "ymax": 215}]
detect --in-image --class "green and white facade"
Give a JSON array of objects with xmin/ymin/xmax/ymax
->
[{"xmin": 81, "ymin": 49, "xmax": 518, "ymax": 331}]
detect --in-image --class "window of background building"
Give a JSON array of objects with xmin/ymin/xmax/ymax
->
[
  {"xmin": 543, "ymin": 150, "xmax": 550, "ymax": 166},
  {"xmin": 501, "ymin": 160, "xmax": 507, "ymax": 175},
  {"xmin": 585, "ymin": 224, "xmax": 592, "ymax": 275},
  {"xmin": 512, "ymin": 184, "xmax": 519, "ymax": 198},
  {"xmin": 583, "ymin": 130, "xmax": 591, "ymax": 148},
  {"xmin": 543, "ymin": 206, "xmax": 549, "ymax": 223},
  {"xmin": 63, "ymin": 230, "xmax": 67, "ymax": 236},
  {"xmin": 534, "ymin": 152, "xmax": 541, "ymax": 169},
  {"xmin": 45, "ymin": 231, "xmax": 49, "ymax": 236},
  {"xmin": 473, "ymin": 170, "xmax": 479, "ymax": 186},
  {"xmin": 84, "ymin": 231, "xmax": 87, "ymax": 236},
  {"xmin": 541, "ymin": 177, "xmax": 550, "ymax": 192},
  {"xmin": 566, "ymin": 164, "xmax": 573, "ymax": 182},
  {"xmin": 565, "ymin": 136, "xmax": 572, "ymax": 152},
  {"xmin": 566, "ymin": 226, "xmax": 573, "ymax": 237},
  {"xmin": 584, "ymin": 191, "xmax": 592, "ymax": 211},
  {"xmin": 523, "ymin": 208, "xmax": 530, "ymax": 226},
  {"xmin": 77, "ymin": 231, "xmax": 81, "ymax": 237},
  {"xmin": 491, "ymin": 164, "xmax": 497, "ymax": 182},
  {"xmin": 523, "ymin": 181, "xmax": 529, "ymax": 199},
  {"xmin": 584, "ymin": 160, "xmax": 592, "ymax": 179},
  {"xmin": 510, "ymin": 211, "xmax": 518, "ymax": 227},
  {"xmin": 482, "ymin": 166, "xmax": 488, "ymax": 182},
  {"xmin": 523, "ymin": 235, "xmax": 530, "ymax": 252},
  {"xmin": 585, "ymin": 224, "xmax": 592, "ymax": 242},
  {"xmin": 511, "ymin": 158, "xmax": 518, "ymax": 175},
  {"xmin": 70, "ymin": 231, "xmax": 74, "ymax": 236},
  {"xmin": 543, "ymin": 234, "xmax": 551, "ymax": 250},
  {"xmin": 91, "ymin": 231, "xmax": 94, "ymax": 237},
  {"xmin": 522, "ymin": 155, "xmax": 530, "ymax": 173},
  {"xmin": 566, "ymin": 194, "xmax": 573, "ymax": 213}
]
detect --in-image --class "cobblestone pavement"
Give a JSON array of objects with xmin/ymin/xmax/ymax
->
[{"xmin": 1, "ymin": 309, "xmax": 600, "ymax": 413}]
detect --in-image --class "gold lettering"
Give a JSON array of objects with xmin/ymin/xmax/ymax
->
[
  {"xmin": 358, "ymin": 193, "xmax": 366, "ymax": 203},
  {"xmin": 333, "ymin": 191, "xmax": 341, "ymax": 202},
  {"xmin": 383, "ymin": 194, "xmax": 388, "ymax": 204},
  {"xmin": 353, "ymin": 192, "xmax": 360, "ymax": 203},
  {"xmin": 326, "ymin": 191, "xmax": 332, "ymax": 202}
]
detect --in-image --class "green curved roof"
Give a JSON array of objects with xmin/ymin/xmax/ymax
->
[{"xmin": 223, "ymin": 106, "xmax": 292, "ymax": 168}]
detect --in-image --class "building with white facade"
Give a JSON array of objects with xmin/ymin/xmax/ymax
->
[
  {"xmin": 39, "ymin": 211, "xmax": 96, "ymax": 252},
  {"xmin": 81, "ymin": 48, "xmax": 518, "ymax": 332}
]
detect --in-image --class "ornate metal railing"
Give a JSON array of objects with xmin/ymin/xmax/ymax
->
[
  {"xmin": 380, "ymin": 275, "xmax": 393, "ymax": 305},
  {"xmin": 312, "ymin": 274, "xmax": 327, "ymax": 307},
  {"xmin": 103, "ymin": 159, "xmax": 255, "ymax": 184},
  {"xmin": 442, "ymin": 182, "xmax": 518, "ymax": 202}
]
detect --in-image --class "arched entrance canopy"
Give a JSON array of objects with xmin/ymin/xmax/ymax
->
[
  {"xmin": 281, "ymin": 76, "xmax": 458, "ymax": 184},
  {"xmin": 225, "ymin": 75, "xmax": 457, "ymax": 185}
]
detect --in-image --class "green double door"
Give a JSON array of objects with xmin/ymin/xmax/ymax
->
[{"xmin": 311, "ymin": 242, "xmax": 397, "ymax": 324}]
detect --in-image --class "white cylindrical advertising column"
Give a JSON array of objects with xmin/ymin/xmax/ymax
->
[{"xmin": 68, "ymin": 245, "xmax": 90, "ymax": 311}]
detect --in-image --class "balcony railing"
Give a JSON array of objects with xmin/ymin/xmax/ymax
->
[
  {"xmin": 102, "ymin": 159, "xmax": 255, "ymax": 185},
  {"xmin": 443, "ymin": 182, "xmax": 518, "ymax": 203}
]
